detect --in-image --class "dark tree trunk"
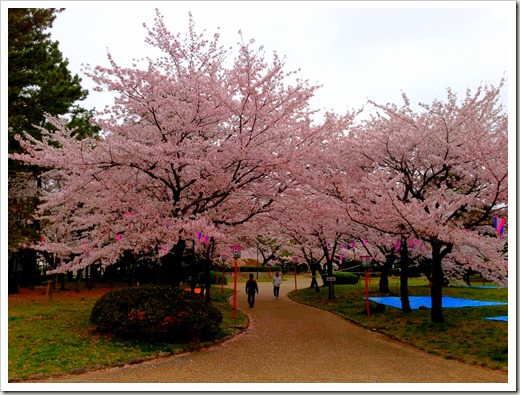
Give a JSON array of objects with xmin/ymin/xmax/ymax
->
[
  {"xmin": 19, "ymin": 248, "xmax": 39, "ymax": 288},
  {"xmin": 85, "ymin": 264, "xmax": 92, "ymax": 289},
  {"xmin": 400, "ymin": 237, "xmax": 412, "ymax": 313},
  {"xmin": 430, "ymin": 242, "xmax": 451, "ymax": 323},
  {"xmin": 309, "ymin": 261, "xmax": 320, "ymax": 292},
  {"xmin": 379, "ymin": 251, "xmax": 395, "ymax": 293},
  {"xmin": 59, "ymin": 273, "xmax": 67, "ymax": 291},
  {"xmin": 8, "ymin": 272, "xmax": 20, "ymax": 294},
  {"xmin": 327, "ymin": 258, "xmax": 335, "ymax": 299},
  {"xmin": 75, "ymin": 268, "xmax": 82, "ymax": 291},
  {"xmin": 8, "ymin": 255, "xmax": 20, "ymax": 294},
  {"xmin": 173, "ymin": 239, "xmax": 187, "ymax": 286}
]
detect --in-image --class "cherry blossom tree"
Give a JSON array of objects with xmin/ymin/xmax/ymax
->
[
  {"xmin": 330, "ymin": 83, "xmax": 508, "ymax": 322},
  {"xmin": 10, "ymin": 10, "xmax": 339, "ymax": 286}
]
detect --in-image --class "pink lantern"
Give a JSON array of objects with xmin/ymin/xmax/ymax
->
[
  {"xmin": 231, "ymin": 245, "xmax": 242, "ymax": 259},
  {"xmin": 494, "ymin": 217, "xmax": 506, "ymax": 240}
]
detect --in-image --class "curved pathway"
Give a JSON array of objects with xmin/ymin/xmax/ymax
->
[{"xmin": 44, "ymin": 277, "xmax": 508, "ymax": 386}]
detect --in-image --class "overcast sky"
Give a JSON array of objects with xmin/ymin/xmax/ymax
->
[{"xmin": 40, "ymin": 0, "xmax": 513, "ymax": 119}]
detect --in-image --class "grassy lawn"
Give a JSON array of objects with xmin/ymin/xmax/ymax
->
[
  {"xmin": 9, "ymin": 275, "xmax": 508, "ymax": 381},
  {"xmin": 8, "ymin": 285, "xmax": 248, "ymax": 381},
  {"xmin": 289, "ymin": 276, "xmax": 508, "ymax": 371}
]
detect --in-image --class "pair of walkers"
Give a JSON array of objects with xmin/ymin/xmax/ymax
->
[{"xmin": 245, "ymin": 272, "xmax": 283, "ymax": 307}]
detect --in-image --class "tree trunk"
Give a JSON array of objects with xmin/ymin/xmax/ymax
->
[
  {"xmin": 85, "ymin": 264, "xmax": 90, "ymax": 289},
  {"xmin": 75, "ymin": 268, "xmax": 82, "ymax": 292},
  {"xmin": 379, "ymin": 252, "xmax": 394, "ymax": 293},
  {"xmin": 161, "ymin": 238, "xmax": 186, "ymax": 286},
  {"xmin": 59, "ymin": 273, "xmax": 67, "ymax": 291},
  {"xmin": 309, "ymin": 262, "xmax": 320, "ymax": 292},
  {"xmin": 20, "ymin": 248, "xmax": 38, "ymax": 288},
  {"xmin": 327, "ymin": 258, "xmax": 335, "ymax": 299},
  {"xmin": 430, "ymin": 242, "xmax": 445, "ymax": 323},
  {"xmin": 400, "ymin": 237, "xmax": 412, "ymax": 313}
]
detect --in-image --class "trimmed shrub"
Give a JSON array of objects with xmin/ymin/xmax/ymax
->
[
  {"xmin": 210, "ymin": 270, "xmax": 228, "ymax": 285},
  {"xmin": 237, "ymin": 265, "xmax": 282, "ymax": 273},
  {"xmin": 320, "ymin": 271, "xmax": 359, "ymax": 285},
  {"xmin": 90, "ymin": 285, "xmax": 222, "ymax": 343},
  {"xmin": 334, "ymin": 271, "xmax": 359, "ymax": 284}
]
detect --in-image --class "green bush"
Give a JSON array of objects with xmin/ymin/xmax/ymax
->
[
  {"xmin": 90, "ymin": 285, "xmax": 222, "ymax": 343},
  {"xmin": 334, "ymin": 271, "xmax": 359, "ymax": 284},
  {"xmin": 210, "ymin": 270, "xmax": 228, "ymax": 284},
  {"xmin": 237, "ymin": 265, "xmax": 282, "ymax": 273},
  {"xmin": 320, "ymin": 271, "xmax": 359, "ymax": 285}
]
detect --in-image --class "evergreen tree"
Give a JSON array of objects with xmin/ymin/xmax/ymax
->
[{"xmin": 8, "ymin": 8, "xmax": 96, "ymax": 289}]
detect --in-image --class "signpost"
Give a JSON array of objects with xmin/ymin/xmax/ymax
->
[
  {"xmin": 361, "ymin": 255, "xmax": 371, "ymax": 318},
  {"xmin": 231, "ymin": 246, "xmax": 242, "ymax": 319}
]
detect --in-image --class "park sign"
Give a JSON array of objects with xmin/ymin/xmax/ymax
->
[{"xmin": 326, "ymin": 277, "xmax": 336, "ymax": 282}]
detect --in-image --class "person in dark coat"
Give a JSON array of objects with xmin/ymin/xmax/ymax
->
[{"xmin": 245, "ymin": 273, "xmax": 259, "ymax": 307}]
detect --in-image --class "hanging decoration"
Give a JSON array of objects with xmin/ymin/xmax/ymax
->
[
  {"xmin": 409, "ymin": 239, "xmax": 415, "ymax": 249},
  {"xmin": 493, "ymin": 217, "xmax": 506, "ymax": 240}
]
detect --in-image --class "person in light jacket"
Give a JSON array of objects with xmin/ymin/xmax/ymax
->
[{"xmin": 272, "ymin": 271, "xmax": 282, "ymax": 299}]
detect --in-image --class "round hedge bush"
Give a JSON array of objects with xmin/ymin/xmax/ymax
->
[
  {"xmin": 320, "ymin": 271, "xmax": 359, "ymax": 285},
  {"xmin": 334, "ymin": 271, "xmax": 359, "ymax": 284},
  {"xmin": 90, "ymin": 285, "xmax": 222, "ymax": 343}
]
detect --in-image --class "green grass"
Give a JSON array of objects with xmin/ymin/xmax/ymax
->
[
  {"xmin": 289, "ymin": 276, "xmax": 508, "ymax": 371},
  {"xmin": 8, "ymin": 285, "xmax": 248, "ymax": 381}
]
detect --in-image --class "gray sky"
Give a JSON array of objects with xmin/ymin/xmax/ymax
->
[{"xmin": 42, "ymin": 1, "xmax": 513, "ymax": 118}]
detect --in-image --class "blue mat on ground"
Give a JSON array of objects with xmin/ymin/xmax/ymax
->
[
  {"xmin": 368, "ymin": 296, "xmax": 507, "ymax": 310},
  {"xmin": 483, "ymin": 316, "xmax": 508, "ymax": 322}
]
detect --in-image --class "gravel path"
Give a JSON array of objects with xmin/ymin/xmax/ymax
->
[{"xmin": 41, "ymin": 277, "xmax": 508, "ymax": 387}]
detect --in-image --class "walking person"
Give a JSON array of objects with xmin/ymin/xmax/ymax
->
[
  {"xmin": 245, "ymin": 273, "xmax": 259, "ymax": 307},
  {"xmin": 272, "ymin": 271, "xmax": 282, "ymax": 299}
]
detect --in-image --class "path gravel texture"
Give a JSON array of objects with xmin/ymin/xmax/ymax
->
[{"xmin": 39, "ymin": 277, "xmax": 508, "ymax": 388}]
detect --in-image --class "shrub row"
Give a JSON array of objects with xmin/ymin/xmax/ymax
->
[
  {"xmin": 90, "ymin": 285, "xmax": 222, "ymax": 343},
  {"xmin": 320, "ymin": 271, "xmax": 359, "ymax": 285},
  {"xmin": 235, "ymin": 265, "xmax": 282, "ymax": 273}
]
